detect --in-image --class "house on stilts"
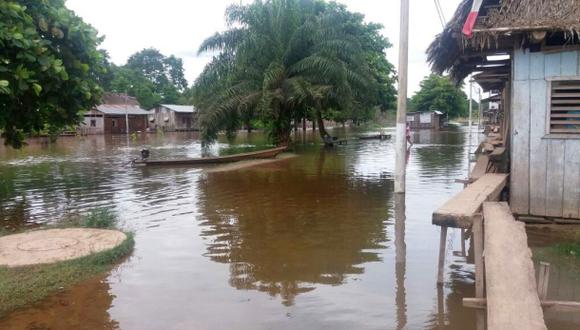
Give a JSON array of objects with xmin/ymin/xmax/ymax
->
[
  {"xmin": 427, "ymin": 0, "xmax": 580, "ymax": 328},
  {"xmin": 428, "ymin": 0, "xmax": 580, "ymax": 223}
]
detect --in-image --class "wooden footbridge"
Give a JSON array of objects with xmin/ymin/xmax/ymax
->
[{"xmin": 432, "ymin": 130, "xmax": 580, "ymax": 329}]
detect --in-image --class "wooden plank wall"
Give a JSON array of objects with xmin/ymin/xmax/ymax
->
[{"xmin": 511, "ymin": 49, "xmax": 580, "ymax": 219}]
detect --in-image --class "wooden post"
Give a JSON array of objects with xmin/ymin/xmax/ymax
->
[
  {"xmin": 437, "ymin": 284, "xmax": 445, "ymax": 327},
  {"xmin": 437, "ymin": 226, "xmax": 447, "ymax": 284},
  {"xmin": 466, "ymin": 77, "xmax": 473, "ymax": 180},
  {"xmin": 473, "ymin": 214, "xmax": 485, "ymax": 330},
  {"xmin": 461, "ymin": 229, "xmax": 466, "ymax": 257},
  {"xmin": 469, "ymin": 78, "xmax": 473, "ymax": 134},
  {"xmin": 473, "ymin": 214, "xmax": 485, "ymax": 298},
  {"xmin": 538, "ymin": 262, "xmax": 550, "ymax": 300},
  {"xmin": 478, "ymin": 88, "xmax": 483, "ymax": 135},
  {"xmin": 394, "ymin": 0, "xmax": 409, "ymax": 193}
]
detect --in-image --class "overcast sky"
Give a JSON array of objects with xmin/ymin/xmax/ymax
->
[{"xmin": 66, "ymin": 0, "xmax": 462, "ymax": 96}]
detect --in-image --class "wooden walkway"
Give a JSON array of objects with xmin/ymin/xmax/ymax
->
[{"xmin": 484, "ymin": 202, "xmax": 546, "ymax": 330}]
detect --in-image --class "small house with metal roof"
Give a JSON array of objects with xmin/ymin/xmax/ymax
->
[
  {"xmin": 152, "ymin": 104, "xmax": 197, "ymax": 132},
  {"xmin": 80, "ymin": 93, "xmax": 150, "ymax": 134}
]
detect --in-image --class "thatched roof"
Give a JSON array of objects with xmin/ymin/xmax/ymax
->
[{"xmin": 427, "ymin": 0, "xmax": 580, "ymax": 84}]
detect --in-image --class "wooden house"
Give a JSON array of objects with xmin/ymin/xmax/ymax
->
[
  {"xmin": 406, "ymin": 111, "xmax": 444, "ymax": 130},
  {"xmin": 152, "ymin": 104, "xmax": 197, "ymax": 132},
  {"xmin": 428, "ymin": 0, "xmax": 580, "ymax": 220},
  {"xmin": 80, "ymin": 93, "xmax": 150, "ymax": 134}
]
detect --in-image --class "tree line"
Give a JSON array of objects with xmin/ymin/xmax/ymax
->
[{"xmin": 0, "ymin": 0, "xmax": 470, "ymax": 148}]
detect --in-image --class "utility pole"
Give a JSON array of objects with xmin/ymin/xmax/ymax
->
[
  {"xmin": 125, "ymin": 93, "xmax": 130, "ymax": 136},
  {"xmin": 478, "ymin": 87, "xmax": 482, "ymax": 133},
  {"xmin": 468, "ymin": 78, "xmax": 473, "ymax": 140},
  {"xmin": 395, "ymin": 0, "xmax": 410, "ymax": 194}
]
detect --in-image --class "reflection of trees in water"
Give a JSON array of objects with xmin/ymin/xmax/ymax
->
[
  {"xmin": 197, "ymin": 151, "xmax": 392, "ymax": 305},
  {"xmin": 413, "ymin": 131, "xmax": 466, "ymax": 176},
  {"xmin": 0, "ymin": 161, "xmax": 116, "ymax": 229}
]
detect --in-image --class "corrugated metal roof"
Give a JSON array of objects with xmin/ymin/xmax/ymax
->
[
  {"xmin": 96, "ymin": 104, "xmax": 150, "ymax": 115},
  {"xmin": 160, "ymin": 104, "xmax": 195, "ymax": 113}
]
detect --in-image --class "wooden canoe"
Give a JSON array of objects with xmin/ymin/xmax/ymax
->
[
  {"xmin": 133, "ymin": 146, "xmax": 287, "ymax": 167},
  {"xmin": 358, "ymin": 134, "xmax": 391, "ymax": 140}
]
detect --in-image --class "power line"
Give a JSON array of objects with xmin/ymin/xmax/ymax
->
[{"xmin": 433, "ymin": 0, "xmax": 446, "ymax": 29}]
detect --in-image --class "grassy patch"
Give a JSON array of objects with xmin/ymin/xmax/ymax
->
[
  {"xmin": 0, "ymin": 209, "xmax": 134, "ymax": 317},
  {"xmin": 553, "ymin": 241, "xmax": 580, "ymax": 257}
]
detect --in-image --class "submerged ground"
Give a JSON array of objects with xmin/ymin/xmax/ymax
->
[{"xmin": 0, "ymin": 128, "xmax": 578, "ymax": 329}]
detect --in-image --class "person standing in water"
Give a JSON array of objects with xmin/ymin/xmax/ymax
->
[{"xmin": 406, "ymin": 122, "xmax": 413, "ymax": 147}]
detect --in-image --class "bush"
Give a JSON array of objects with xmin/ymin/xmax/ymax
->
[{"xmin": 81, "ymin": 208, "xmax": 118, "ymax": 229}]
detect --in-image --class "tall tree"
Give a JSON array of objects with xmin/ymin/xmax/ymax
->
[
  {"xmin": 125, "ymin": 48, "xmax": 188, "ymax": 103},
  {"xmin": 0, "ymin": 0, "xmax": 107, "ymax": 148},
  {"xmin": 410, "ymin": 74, "xmax": 468, "ymax": 118},
  {"xmin": 194, "ymin": 0, "xmax": 395, "ymax": 145}
]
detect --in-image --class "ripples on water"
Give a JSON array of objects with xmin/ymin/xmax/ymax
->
[{"xmin": 0, "ymin": 129, "xmax": 578, "ymax": 329}]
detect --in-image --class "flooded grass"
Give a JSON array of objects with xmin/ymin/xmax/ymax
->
[
  {"xmin": 553, "ymin": 241, "xmax": 580, "ymax": 257},
  {"xmin": 0, "ymin": 210, "xmax": 134, "ymax": 318},
  {"xmin": 0, "ymin": 233, "xmax": 133, "ymax": 317}
]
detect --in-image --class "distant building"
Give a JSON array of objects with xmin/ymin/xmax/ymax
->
[
  {"xmin": 80, "ymin": 93, "xmax": 150, "ymax": 135},
  {"xmin": 406, "ymin": 111, "xmax": 444, "ymax": 130},
  {"xmin": 151, "ymin": 104, "xmax": 197, "ymax": 132}
]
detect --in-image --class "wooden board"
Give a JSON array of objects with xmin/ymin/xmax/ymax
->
[
  {"xmin": 511, "ymin": 80, "xmax": 531, "ymax": 215},
  {"xmin": 488, "ymin": 147, "xmax": 506, "ymax": 161},
  {"xmin": 470, "ymin": 155, "xmax": 490, "ymax": 181},
  {"xmin": 483, "ymin": 202, "xmax": 547, "ymax": 330},
  {"xmin": 562, "ymin": 140, "xmax": 580, "ymax": 218},
  {"xmin": 529, "ymin": 79, "xmax": 548, "ymax": 216},
  {"xmin": 432, "ymin": 174, "xmax": 508, "ymax": 228},
  {"xmin": 546, "ymin": 141, "xmax": 565, "ymax": 217},
  {"xmin": 463, "ymin": 298, "xmax": 580, "ymax": 313}
]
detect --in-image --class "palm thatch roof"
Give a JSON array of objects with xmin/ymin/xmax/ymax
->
[{"xmin": 428, "ymin": 0, "xmax": 580, "ymax": 84}]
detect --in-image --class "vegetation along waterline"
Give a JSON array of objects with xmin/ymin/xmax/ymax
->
[{"xmin": 0, "ymin": 209, "xmax": 134, "ymax": 317}]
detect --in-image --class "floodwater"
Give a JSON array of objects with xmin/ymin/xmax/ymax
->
[{"xmin": 0, "ymin": 128, "xmax": 578, "ymax": 329}]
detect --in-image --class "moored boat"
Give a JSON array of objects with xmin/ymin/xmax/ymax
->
[
  {"xmin": 132, "ymin": 146, "xmax": 288, "ymax": 167},
  {"xmin": 358, "ymin": 134, "xmax": 391, "ymax": 140}
]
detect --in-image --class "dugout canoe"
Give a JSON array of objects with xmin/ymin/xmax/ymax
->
[{"xmin": 133, "ymin": 146, "xmax": 287, "ymax": 167}]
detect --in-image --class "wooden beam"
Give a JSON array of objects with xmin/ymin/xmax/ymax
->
[
  {"xmin": 483, "ymin": 202, "xmax": 546, "ymax": 330},
  {"xmin": 470, "ymin": 155, "xmax": 490, "ymax": 181},
  {"xmin": 473, "ymin": 215, "xmax": 485, "ymax": 298},
  {"xmin": 432, "ymin": 174, "xmax": 508, "ymax": 228},
  {"xmin": 437, "ymin": 226, "xmax": 448, "ymax": 284},
  {"xmin": 463, "ymin": 298, "xmax": 580, "ymax": 313},
  {"xmin": 537, "ymin": 262, "xmax": 550, "ymax": 300},
  {"xmin": 473, "ymin": 26, "xmax": 552, "ymax": 33}
]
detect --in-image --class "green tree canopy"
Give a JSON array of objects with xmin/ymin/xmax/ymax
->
[
  {"xmin": 194, "ymin": 0, "xmax": 396, "ymax": 145},
  {"xmin": 104, "ymin": 48, "xmax": 189, "ymax": 109},
  {"xmin": 0, "ymin": 0, "xmax": 107, "ymax": 148},
  {"xmin": 410, "ymin": 74, "xmax": 469, "ymax": 118}
]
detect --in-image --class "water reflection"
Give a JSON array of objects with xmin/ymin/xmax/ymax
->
[
  {"xmin": 197, "ymin": 148, "xmax": 392, "ymax": 305},
  {"xmin": 0, "ymin": 130, "xmax": 578, "ymax": 329},
  {"xmin": 394, "ymin": 193, "xmax": 407, "ymax": 330},
  {"xmin": 0, "ymin": 275, "xmax": 118, "ymax": 329}
]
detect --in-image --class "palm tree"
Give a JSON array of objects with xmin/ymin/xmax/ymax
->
[{"xmin": 194, "ymin": 0, "xmax": 391, "ymax": 145}]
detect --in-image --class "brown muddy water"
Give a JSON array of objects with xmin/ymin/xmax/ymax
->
[{"xmin": 0, "ymin": 128, "xmax": 579, "ymax": 329}]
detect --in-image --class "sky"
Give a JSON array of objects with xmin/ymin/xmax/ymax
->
[{"xmin": 66, "ymin": 0, "xmax": 463, "ymax": 96}]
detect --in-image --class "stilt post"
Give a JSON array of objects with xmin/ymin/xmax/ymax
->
[{"xmin": 437, "ymin": 226, "xmax": 448, "ymax": 284}]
